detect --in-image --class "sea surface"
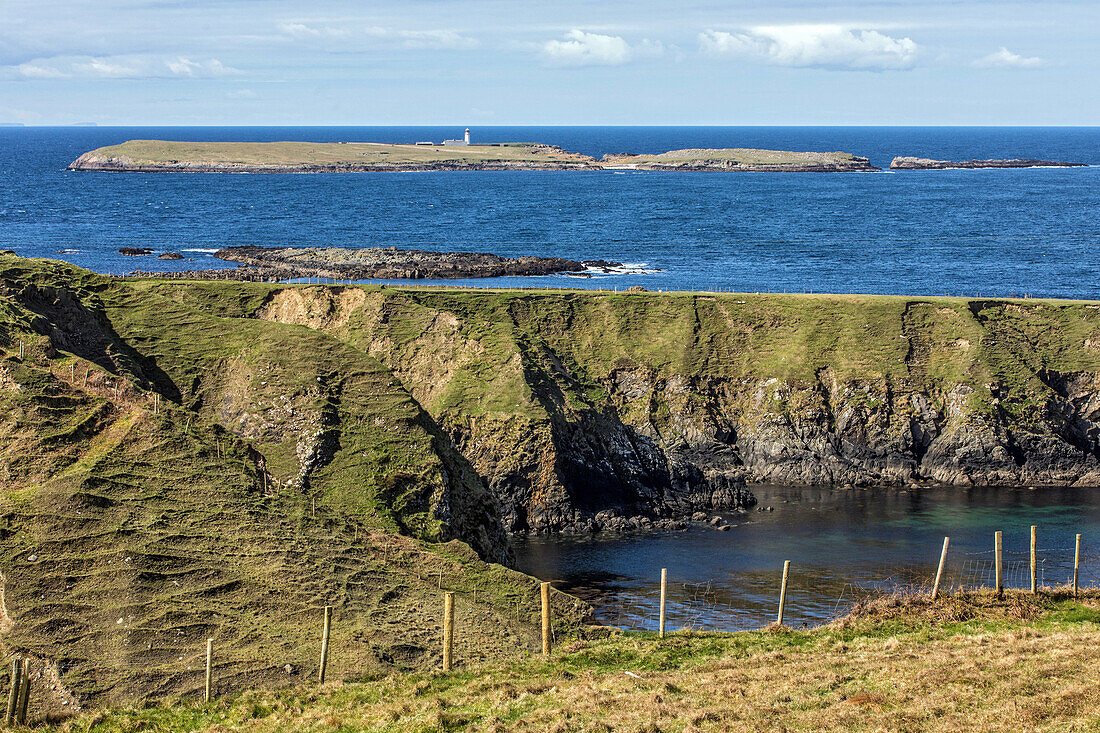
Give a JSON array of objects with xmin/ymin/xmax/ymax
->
[
  {"xmin": 1, "ymin": 125, "xmax": 1099, "ymax": 297},
  {"xmin": 513, "ymin": 485, "xmax": 1100, "ymax": 631}
]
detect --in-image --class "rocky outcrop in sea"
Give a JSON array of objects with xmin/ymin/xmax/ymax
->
[{"xmin": 890, "ymin": 157, "xmax": 1086, "ymax": 170}]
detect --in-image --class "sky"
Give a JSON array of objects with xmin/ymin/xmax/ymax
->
[{"xmin": 0, "ymin": 0, "xmax": 1097, "ymax": 125}]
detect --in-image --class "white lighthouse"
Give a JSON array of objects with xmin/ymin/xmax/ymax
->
[{"xmin": 443, "ymin": 128, "xmax": 471, "ymax": 146}]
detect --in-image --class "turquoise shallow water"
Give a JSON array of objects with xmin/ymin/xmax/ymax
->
[
  {"xmin": 513, "ymin": 485, "xmax": 1100, "ymax": 631},
  {"xmin": 2, "ymin": 126, "xmax": 1099, "ymax": 297}
]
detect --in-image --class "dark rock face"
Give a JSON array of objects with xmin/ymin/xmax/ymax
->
[
  {"xmin": 118, "ymin": 247, "xmax": 152, "ymax": 256},
  {"xmin": 445, "ymin": 407, "xmax": 756, "ymax": 535},
  {"xmin": 890, "ymin": 156, "xmax": 1086, "ymax": 170},
  {"xmin": 437, "ymin": 366, "xmax": 1100, "ymax": 534}
]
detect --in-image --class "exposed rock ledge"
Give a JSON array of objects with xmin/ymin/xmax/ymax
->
[
  {"xmin": 890, "ymin": 156, "xmax": 1086, "ymax": 170},
  {"xmin": 127, "ymin": 245, "xmax": 620, "ymax": 281}
]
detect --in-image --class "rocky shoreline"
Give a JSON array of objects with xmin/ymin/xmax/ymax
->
[
  {"xmin": 890, "ymin": 156, "xmax": 1087, "ymax": 170},
  {"xmin": 125, "ymin": 245, "xmax": 620, "ymax": 281}
]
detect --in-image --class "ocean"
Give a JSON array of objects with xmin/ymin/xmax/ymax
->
[{"xmin": 1, "ymin": 125, "xmax": 1098, "ymax": 297}]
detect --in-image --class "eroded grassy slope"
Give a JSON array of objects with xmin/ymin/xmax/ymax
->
[{"xmin": 0, "ymin": 255, "xmax": 587, "ymax": 714}]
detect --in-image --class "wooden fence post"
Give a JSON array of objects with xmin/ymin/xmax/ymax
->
[
  {"xmin": 540, "ymin": 582, "xmax": 551, "ymax": 657},
  {"xmin": 995, "ymin": 531, "xmax": 1003, "ymax": 598},
  {"xmin": 318, "ymin": 606, "xmax": 332, "ymax": 684},
  {"xmin": 5, "ymin": 659, "xmax": 20, "ymax": 725},
  {"xmin": 658, "ymin": 568, "xmax": 667, "ymax": 639},
  {"xmin": 932, "ymin": 537, "xmax": 950, "ymax": 600},
  {"xmin": 777, "ymin": 560, "xmax": 791, "ymax": 626},
  {"xmin": 15, "ymin": 662, "xmax": 29, "ymax": 725},
  {"xmin": 442, "ymin": 592, "xmax": 455, "ymax": 672},
  {"xmin": 204, "ymin": 639, "xmax": 213, "ymax": 703},
  {"xmin": 1030, "ymin": 526, "xmax": 1038, "ymax": 594},
  {"xmin": 1073, "ymin": 533, "xmax": 1081, "ymax": 597}
]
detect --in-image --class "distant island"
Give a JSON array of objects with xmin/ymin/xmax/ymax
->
[
  {"xmin": 68, "ymin": 138, "xmax": 878, "ymax": 173},
  {"xmin": 890, "ymin": 156, "xmax": 1086, "ymax": 170}
]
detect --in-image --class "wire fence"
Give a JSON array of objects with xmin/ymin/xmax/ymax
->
[
  {"xmin": 0, "ymin": 531, "xmax": 1093, "ymax": 725},
  {"xmin": 592, "ymin": 534, "xmax": 1097, "ymax": 633}
]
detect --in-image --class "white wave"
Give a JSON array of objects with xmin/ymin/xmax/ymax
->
[
  {"xmin": 580, "ymin": 261, "xmax": 660, "ymax": 276},
  {"xmin": 181, "ymin": 248, "xmax": 221, "ymax": 253}
]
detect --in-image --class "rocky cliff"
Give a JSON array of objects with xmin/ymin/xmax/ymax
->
[
  {"xmin": 9, "ymin": 255, "xmax": 1100, "ymax": 539},
  {"xmin": 209, "ymin": 284, "xmax": 1100, "ymax": 532}
]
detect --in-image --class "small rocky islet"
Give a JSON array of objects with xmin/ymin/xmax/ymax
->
[
  {"xmin": 890, "ymin": 156, "xmax": 1087, "ymax": 170},
  {"xmin": 123, "ymin": 244, "xmax": 621, "ymax": 280}
]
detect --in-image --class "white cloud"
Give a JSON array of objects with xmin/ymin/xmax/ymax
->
[
  {"xmin": 541, "ymin": 29, "xmax": 663, "ymax": 67},
  {"xmin": 397, "ymin": 30, "xmax": 479, "ymax": 50},
  {"xmin": 14, "ymin": 63, "xmax": 68, "ymax": 79},
  {"xmin": 699, "ymin": 25, "xmax": 919, "ymax": 71},
  {"xmin": 277, "ymin": 22, "xmax": 478, "ymax": 50},
  {"xmin": 165, "ymin": 57, "xmax": 234, "ymax": 77},
  {"xmin": 973, "ymin": 47, "xmax": 1043, "ymax": 69},
  {"xmin": 72, "ymin": 57, "xmax": 144, "ymax": 78},
  {"xmin": 9, "ymin": 55, "xmax": 239, "ymax": 79}
]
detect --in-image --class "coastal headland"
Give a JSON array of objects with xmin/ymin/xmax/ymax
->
[
  {"xmin": 4, "ymin": 252, "xmax": 1100, "ymax": 716},
  {"xmin": 67, "ymin": 139, "xmax": 878, "ymax": 172}
]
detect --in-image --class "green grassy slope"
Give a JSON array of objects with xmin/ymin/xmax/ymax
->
[{"xmin": 0, "ymin": 255, "xmax": 588, "ymax": 715}]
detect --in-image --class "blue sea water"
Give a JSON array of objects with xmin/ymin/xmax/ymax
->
[
  {"xmin": 4, "ymin": 127, "xmax": 1099, "ymax": 622},
  {"xmin": 1, "ymin": 126, "xmax": 1098, "ymax": 297}
]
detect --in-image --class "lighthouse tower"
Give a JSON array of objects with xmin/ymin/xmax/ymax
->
[{"xmin": 464, "ymin": 128, "xmax": 471, "ymax": 145}]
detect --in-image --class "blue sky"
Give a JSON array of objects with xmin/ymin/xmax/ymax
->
[{"xmin": 1, "ymin": 0, "xmax": 1096, "ymax": 125}]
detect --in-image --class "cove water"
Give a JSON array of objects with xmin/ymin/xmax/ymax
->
[
  {"xmin": 513, "ymin": 485, "xmax": 1100, "ymax": 631},
  {"xmin": 2, "ymin": 126, "xmax": 1099, "ymax": 298}
]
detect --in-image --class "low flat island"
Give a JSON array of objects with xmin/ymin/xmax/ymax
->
[{"xmin": 68, "ymin": 139, "xmax": 878, "ymax": 173}]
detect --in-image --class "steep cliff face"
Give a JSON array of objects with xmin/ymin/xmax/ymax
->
[{"xmin": 237, "ymin": 286, "xmax": 1100, "ymax": 533}]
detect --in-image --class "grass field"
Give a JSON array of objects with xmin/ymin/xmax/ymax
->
[{"xmin": 57, "ymin": 589, "xmax": 1100, "ymax": 732}]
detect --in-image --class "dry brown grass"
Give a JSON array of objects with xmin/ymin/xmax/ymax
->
[{"xmin": 61, "ymin": 591, "xmax": 1100, "ymax": 732}]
